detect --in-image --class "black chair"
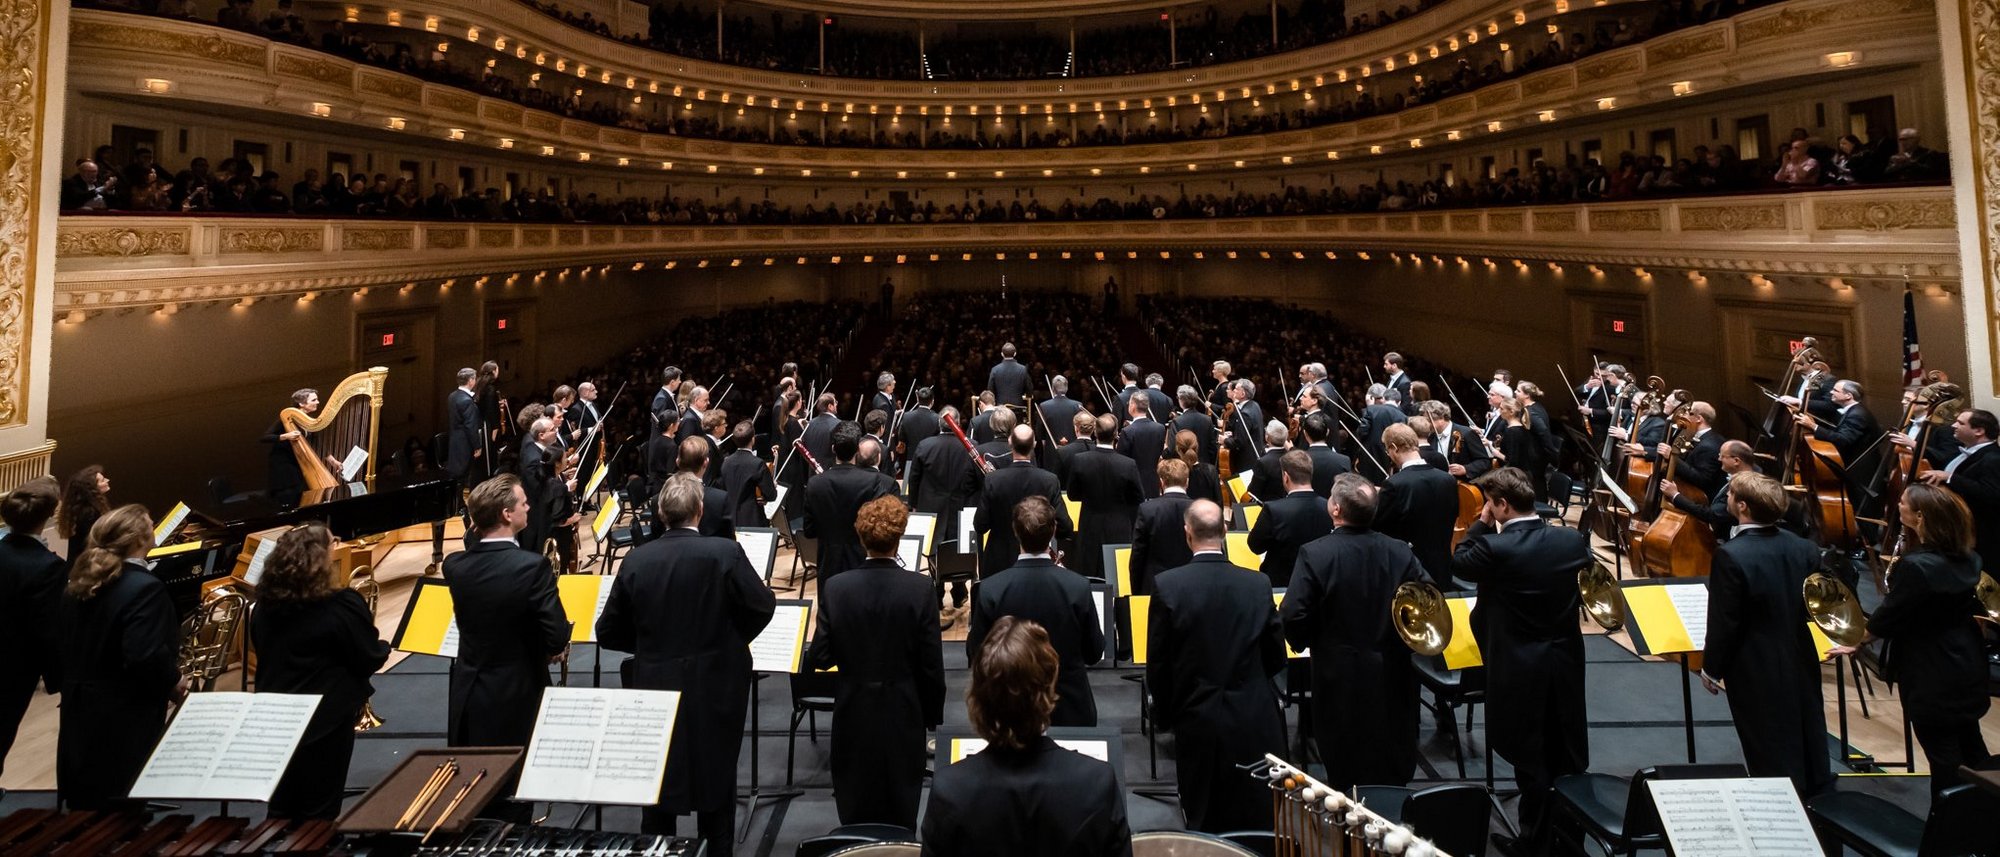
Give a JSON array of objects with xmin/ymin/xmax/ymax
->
[
  {"xmin": 795, "ymin": 824, "xmax": 917, "ymax": 857},
  {"xmin": 598, "ymin": 477, "xmax": 646, "ymax": 571},
  {"xmin": 786, "ymin": 670, "xmax": 839, "ymax": 785},
  {"xmin": 1550, "ymin": 763, "xmax": 1746, "ymax": 856},
  {"xmin": 206, "ymin": 476, "xmax": 257, "ymax": 506},
  {"xmin": 1353, "ymin": 783, "xmax": 1491, "ymax": 857},
  {"xmin": 1537, "ymin": 469, "xmax": 1574, "ymax": 522},
  {"xmin": 1413, "ymin": 655, "xmax": 1486, "ymax": 781},
  {"xmin": 1808, "ymin": 783, "xmax": 2000, "ymax": 857}
]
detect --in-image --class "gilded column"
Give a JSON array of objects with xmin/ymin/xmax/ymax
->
[
  {"xmin": 1939, "ymin": 0, "xmax": 2000, "ymax": 401},
  {"xmin": 0, "ymin": 0, "xmax": 64, "ymax": 466}
]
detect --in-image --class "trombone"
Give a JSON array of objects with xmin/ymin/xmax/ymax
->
[{"xmin": 349, "ymin": 565, "xmax": 386, "ymax": 732}]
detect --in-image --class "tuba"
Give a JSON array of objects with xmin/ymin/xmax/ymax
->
[
  {"xmin": 1578, "ymin": 561, "xmax": 1626, "ymax": 631},
  {"xmin": 349, "ymin": 565, "xmax": 385, "ymax": 732},
  {"xmin": 1390, "ymin": 581, "xmax": 1453, "ymax": 656},
  {"xmin": 1803, "ymin": 573, "xmax": 1867, "ymax": 647}
]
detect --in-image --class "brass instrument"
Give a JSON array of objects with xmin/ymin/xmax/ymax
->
[
  {"xmin": 1803, "ymin": 572, "xmax": 1867, "ymax": 647},
  {"xmin": 176, "ymin": 585, "xmax": 250, "ymax": 696},
  {"xmin": 280, "ymin": 367, "xmax": 388, "ymax": 490},
  {"xmin": 349, "ymin": 564, "xmax": 385, "ymax": 732},
  {"xmin": 1976, "ymin": 572, "xmax": 2000, "ymax": 623},
  {"xmin": 1390, "ymin": 581, "xmax": 1452, "ymax": 655},
  {"xmin": 1578, "ymin": 561, "xmax": 1627, "ymax": 631}
]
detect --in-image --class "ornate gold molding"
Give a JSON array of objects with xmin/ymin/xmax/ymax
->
[
  {"xmin": 220, "ymin": 227, "xmax": 323, "ymax": 254},
  {"xmin": 1812, "ymin": 199, "xmax": 1957, "ymax": 231},
  {"xmin": 1960, "ymin": 0, "xmax": 2000, "ymax": 393},
  {"xmin": 424, "ymin": 88, "xmax": 477, "ymax": 114},
  {"xmin": 0, "ymin": 0, "xmax": 51, "ymax": 428},
  {"xmin": 1646, "ymin": 28, "xmax": 1728, "ymax": 64},
  {"xmin": 1579, "ymin": 51, "xmax": 1643, "ymax": 80},
  {"xmin": 341, "ymin": 228, "xmax": 414, "ymax": 251},
  {"xmin": 79, "ymin": 22, "xmax": 264, "ymax": 67},
  {"xmin": 1589, "ymin": 209, "xmax": 1663, "ymax": 231},
  {"xmin": 1736, "ymin": 0, "xmax": 1930, "ymax": 42},
  {"xmin": 1534, "ymin": 210, "xmax": 1580, "ymax": 232},
  {"xmin": 424, "ymin": 227, "xmax": 469, "ymax": 250},
  {"xmin": 358, "ymin": 72, "xmax": 421, "ymax": 102},
  {"xmin": 1678, "ymin": 204, "xmax": 1787, "ymax": 231},
  {"xmin": 56, "ymin": 227, "xmax": 190, "ymax": 258},
  {"xmin": 274, "ymin": 52, "xmax": 351, "ymax": 85}
]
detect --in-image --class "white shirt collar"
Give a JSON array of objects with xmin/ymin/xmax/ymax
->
[
  {"xmin": 1837, "ymin": 402, "xmax": 1855, "ymax": 416},
  {"xmin": 480, "ymin": 535, "xmax": 520, "ymax": 545},
  {"xmin": 1501, "ymin": 514, "xmax": 1540, "ymax": 531},
  {"xmin": 1962, "ymin": 441, "xmax": 1993, "ymax": 456},
  {"xmin": 1163, "ymin": 486, "xmax": 1188, "ymax": 495},
  {"xmin": 1729, "ymin": 522, "xmax": 1773, "ymax": 538},
  {"xmin": 1396, "ymin": 453, "xmax": 1426, "ymax": 468},
  {"xmin": 1017, "ymin": 551, "xmax": 1053, "ymax": 561},
  {"xmin": 1191, "ymin": 549, "xmax": 1225, "ymax": 558}
]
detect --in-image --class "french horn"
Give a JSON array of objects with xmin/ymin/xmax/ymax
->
[
  {"xmin": 1803, "ymin": 573, "xmax": 1867, "ymax": 648},
  {"xmin": 349, "ymin": 565, "xmax": 385, "ymax": 732},
  {"xmin": 1391, "ymin": 581, "xmax": 1453, "ymax": 656},
  {"xmin": 1578, "ymin": 561, "xmax": 1626, "ymax": 632},
  {"xmin": 1976, "ymin": 572, "xmax": 2000, "ymax": 623}
]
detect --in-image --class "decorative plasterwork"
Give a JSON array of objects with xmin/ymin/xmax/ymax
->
[
  {"xmin": 1960, "ymin": 0, "xmax": 2000, "ymax": 392},
  {"xmin": 1646, "ymin": 29, "xmax": 1729, "ymax": 65},
  {"xmin": 56, "ymin": 227, "xmax": 190, "ymax": 258},
  {"xmin": 1678, "ymin": 204, "xmax": 1787, "ymax": 231},
  {"xmin": 1735, "ymin": 0, "xmax": 1930, "ymax": 42},
  {"xmin": 341, "ymin": 228, "xmax": 414, "ymax": 252},
  {"xmin": 1812, "ymin": 199, "xmax": 1958, "ymax": 231},
  {"xmin": 274, "ymin": 51, "xmax": 350, "ymax": 85},
  {"xmin": 0, "ymin": 0, "xmax": 51, "ymax": 427},
  {"xmin": 219, "ymin": 227, "xmax": 322, "ymax": 254}
]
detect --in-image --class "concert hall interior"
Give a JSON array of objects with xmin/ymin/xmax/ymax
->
[{"xmin": 3, "ymin": 0, "xmax": 2000, "ymax": 853}]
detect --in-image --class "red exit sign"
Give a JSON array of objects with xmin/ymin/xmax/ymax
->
[
  {"xmin": 495, "ymin": 318, "xmax": 509, "ymax": 331},
  {"xmin": 1788, "ymin": 339, "xmax": 1807, "ymax": 352},
  {"xmin": 1611, "ymin": 319, "xmax": 1626, "ymax": 334},
  {"xmin": 379, "ymin": 333, "xmax": 396, "ymax": 347}
]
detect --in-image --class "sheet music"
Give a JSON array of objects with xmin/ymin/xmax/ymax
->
[
  {"xmin": 1647, "ymin": 778, "xmax": 1822, "ymax": 856},
  {"xmin": 130, "ymin": 692, "xmax": 320, "ymax": 801},
  {"xmin": 514, "ymin": 688, "xmax": 681, "ymax": 806},
  {"xmin": 153, "ymin": 502, "xmax": 190, "ymax": 543},
  {"xmin": 905, "ymin": 512, "xmax": 938, "ymax": 554},
  {"xmin": 438, "ymin": 617, "xmax": 461, "ymax": 659},
  {"xmin": 735, "ymin": 529, "xmax": 777, "ymax": 578},
  {"xmin": 760, "ymin": 484, "xmax": 788, "ymax": 522},
  {"xmin": 749, "ymin": 601, "xmax": 811, "ymax": 673},
  {"xmin": 954, "ymin": 738, "xmax": 1110, "ymax": 763},
  {"xmin": 242, "ymin": 536, "xmax": 282, "ymax": 586},
  {"xmin": 1093, "ymin": 590, "xmax": 1108, "ymax": 644},
  {"xmin": 897, "ymin": 535, "xmax": 925, "ymax": 575},
  {"xmin": 958, "ymin": 506, "xmax": 978, "ymax": 553},
  {"xmin": 592, "ymin": 495, "xmax": 622, "ymax": 543},
  {"xmin": 340, "ymin": 446, "xmax": 369, "ymax": 482},
  {"xmin": 584, "ymin": 463, "xmax": 610, "ymax": 497},
  {"xmin": 1664, "ymin": 584, "xmax": 1711, "ymax": 650}
]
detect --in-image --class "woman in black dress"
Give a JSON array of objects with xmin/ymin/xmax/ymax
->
[
  {"xmin": 56, "ymin": 504, "xmax": 181, "ymax": 810},
  {"xmin": 252, "ymin": 523, "xmax": 391, "ymax": 818},
  {"xmin": 1490, "ymin": 400, "xmax": 1544, "ymax": 499},
  {"xmin": 1834, "ymin": 484, "xmax": 1992, "ymax": 794},
  {"xmin": 55, "ymin": 465, "xmax": 110, "ymax": 567},
  {"xmin": 1176, "ymin": 430, "xmax": 1222, "ymax": 505}
]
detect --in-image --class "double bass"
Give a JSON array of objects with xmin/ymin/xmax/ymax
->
[
  {"xmin": 1871, "ymin": 375, "xmax": 1962, "ymax": 591},
  {"xmin": 1619, "ymin": 378, "xmax": 1669, "ymax": 503},
  {"xmin": 1450, "ymin": 429, "xmax": 1485, "ymax": 549},
  {"xmin": 1629, "ymin": 398, "xmax": 1715, "ymax": 578},
  {"xmin": 1780, "ymin": 362, "xmax": 1862, "ymax": 549}
]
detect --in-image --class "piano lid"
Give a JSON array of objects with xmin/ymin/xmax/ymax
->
[{"xmin": 184, "ymin": 472, "xmax": 457, "ymax": 543}]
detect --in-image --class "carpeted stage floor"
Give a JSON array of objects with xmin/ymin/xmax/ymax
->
[{"xmin": 0, "ymin": 633, "xmax": 1933, "ymax": 856}]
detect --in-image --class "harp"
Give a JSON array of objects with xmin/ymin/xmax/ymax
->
[{"xmin": 281, "ymin": 367, "xmax": 388, "ymax": 491}]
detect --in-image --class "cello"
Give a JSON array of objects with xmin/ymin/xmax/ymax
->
[
  {"xmin": 1629, "ymin": 398, "xmax": 1716, "ymax": 578},
  {"xmin": 1450, "ymin": 429, "xmax": 1485, "ymax": 549},
  {"xmin": 1870, "ymin": 375, "xmax": 1962, "ymax": 591}
]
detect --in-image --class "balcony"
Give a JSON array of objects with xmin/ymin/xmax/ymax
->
[{"xmin": 53, "ymin": 186, "xmax": 1959, "ymax": 313}]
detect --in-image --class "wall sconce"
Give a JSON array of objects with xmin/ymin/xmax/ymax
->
[
  {"xmin": 310, "ymin": 102, "xmax": 332, "ymax": 118},
  {"xmin": 1670, "ymin": 81, "xmax": 1694, "ymax": 97},
  {"xmin": 141, "ymin": 78, "xmax": 172, "ymax": 94}
]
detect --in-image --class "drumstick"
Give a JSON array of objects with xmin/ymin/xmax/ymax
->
[{"xmin": 421, "ymin": 767, "xmax": 487, "ymax": 844}]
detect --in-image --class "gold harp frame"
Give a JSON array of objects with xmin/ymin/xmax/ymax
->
[{"xmin": 280, "ymin": 366, "xmax": 389, "ymax": 490}]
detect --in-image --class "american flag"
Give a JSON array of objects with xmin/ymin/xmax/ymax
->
[{"xmin": 1902, "ymin": 286, "xmax": 1923, "ymax": 385}]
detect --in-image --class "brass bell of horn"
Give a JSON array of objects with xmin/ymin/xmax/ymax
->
[
  {"xmin": 1803, "ymin": 572, "xmax": 1867, "ymax": 648},
  {"xmin": 1391, "ymin": 581, "xmax": 1452, "ymax": 656},
  {"xmin": 1578, "ymin": 561, "xmax": 1626, "ymax": 632},
  {"xmin": 1975, "ymin": 572, "xmax": 2000, "ymax": 623}
]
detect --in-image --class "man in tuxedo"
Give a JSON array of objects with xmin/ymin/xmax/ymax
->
[
  {"xmin": 872, "ymin": 373, "xmax": 899, "ymax": 418},
  {"xmin": 1246, "ymin": 451, "xmax": 1333, "ymax": 587},
  {"xmin": 863, "ymin": 410, "xmax": 895, "ymax": 478},
  {"xmin": 1699, "ymin": 472, "xmax": 1833, "ymax": 798},
  {"xmin": 1661, "ymin": 440, "xmax": 1778, "ymax": 540},
  {"xmin": 1142, "ymin": 374, "xmax": 1176, "ymax": 424},
  {"xmin": 1357, "ymin": 385, "xmax": 1406, "ymax": 483},
  {"xmin": 966, "ymin": 496, "xmax": 1103, "ymax": 726},
  {"xmin": 1246, "ymin": 421, "xmax": 1291, "ymax": 504},
  {"xmin": 1038, "ymin": 376, "xmax": 1084, "ymax": 449},
  {"xmin": 443, "ymin": 475, "xmax": 570, "ymax": 818},
  {"xmin": 519, "ymin": 417, "xmax": 577, "ymax": 565},
  {"xmin": 445, "ymin": 367, "xmax": 483, "ymax": 482},
  {"xmin": 1171, "ymin": 387, "xmax": 1218, "ymax": 467},
  {"xmin": 677, "ymin": 386, "xmax": 711, "ymax": 445},
  {"xmin": 1374, "ymin": 424, "xmax": 1459, "ymax": 588},
  {"xmin": 646, "ymin": 413, "xmax": 680, "ymax": 502},
  {"xmin": 1383, "ymin": 352, "xmax": 1416, "ymax": 416},
  {"xmin": 1796, "ymin": 381, "xmax": 1886, "ymax": 517},
  {"xmin": 800, "ymin": 393, "xmax": 842, "ymax": 479},
  {"xmin": 720, "ymin": 420, "xmax": 777, "ymax": 527},
  {"xmin": 1281, "ymin": 473, "xmax": 1431, "ymax": 790},
  {"xmin": 973, "ymin": 426, "xmax": 1072, "ymax": 578},
  {"xmin": 1300, "ymin": 413, "xmax": 1352, "ymax": 496},
  {"xmin": 650, "ymin": 366, "xmax": 683, "ymax": 439},
  {"xmin": 1290, "ymin": 386, "xmax": 1330, "ymax": 451},
  {"xmin": 801, "ymin": 421, "xmax": 898, "ymax": 583},
  {"xmin": 676, "ymin": 437, "xmax": 736, "ymax": 539},
  {"xmin": 1575, "ymin": 364, "xmax": 1626, "ymax": 446},
  {"xmin": 1923, "ymin": 408, "xmax": 2000, "ymax": 565},
  {"xmin": 597, "ymin": 475, "xmax": 776, "ymax": 851},
  {"xmin": 1148, "ymin": 499, "xmax": 1288, "ymax": 831},
  {"xmin": 1890, "ymin": 386, "xmax": 1962, "ymax": 469},
  {"xmin": 1221, "ymin": 380, "xmax": 1266, "ymax": 478},
  {"xmin": 1068, "ymin": 413, "xmax": 1145, "ymax": 580},
  {"xmin": 1117, "ymin": 395, "xmax": 1167, "ymax": 497},
  {"xmin": 1450, "ymin": 467, "xmax": 1592, "ymax": 855},
  {"xmin": 898, "ymin": 387, "xmax": 942, "ymax": 454},
  {"xmin": 1482, "ymin": 381, "xmax": 1513, "ymax": 440},
  {"xmin": 1300, "ymin": 362, "xmax": 1343, "ymax": 418},
  {"xmin": 564, "ymin": 381, "xmax": 603, "ymax": 482},
  {"xmin": 0, "ymin": 477, "xmax": 63, "ymax": 781},
  {"xmin": 1055, "ymin": 410, "xmax": 1098, "ymax": 489},
  {"xmin": 1130, "ymin": 459, "xmax": 1196, "ymax": 596},
  {"xmin": 975, "ymin": 407, "xmax": 1017, "ymax": 472},
  {"xmin": 1662, "ymin": 401, "xmax": 1727, "ymax": 500},
  {"xmin": 1419, "ymin": 400, "xmax": 1492, "ymax": 481},
  {"xmin": 988, "ymin": 343, "xmax": 1030, "ymax": 413},
  {"xmin": 909, "ymin": 406, "xmax": 981, "ymax": 620},
  {"xmin": 1115, "ymin": 364, "xmax": 1144, "ymax": 426},
  {"xmin": 969, "ymin": 392, "xmax": 1001, "ymax": 445}
]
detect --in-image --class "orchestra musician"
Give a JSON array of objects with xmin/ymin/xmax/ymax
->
[
  {"xmin": 445, "ymin": 368, "xmax": 484, "ymax": 483},
  {"xmin": 909, "ymin": 405, "xmax": 981, "ymax": 624},
  {"xmin": 56, "ymin": 465, "xmax": 110, "ymax": 568},
  {"xmin": 1696, "ymin": 473, "xmax": 1832, "ymax": 798},
  {"xmin": 677, "ymin": 386, "xmax": 712, "ymax": 445},
  {"xmin": 1788, "ymin": 380, "xmax": 1884, "ymax": 515},
  {"xmin": 646, "ymin": 407, "xmax": 680, "ymax": 501},
  {"xmin": 1515, "ymin": 382, "xmax": 1560, "ymax": 498},
  {"xmin": 1299, "ymin": 413, "xmax": 1352, "ymax": 497},
  {"xmin": 262, "ymin": 388, "xmax": 340, "ymax": 504},
  {"xmin": 1666, "ymin": 402, "xmax": 1726, "ymax": 501},
  {"xmin": 1054, "ymin": 410, "xmax": 1097, "ymax": 489},
  {"xmin": 0, "ymin": 478, "xmax": 63, "ymax": 781},
  {"xmin": 56, "ymin": 504, "xmax": 181, "ymax": 811},
  {"xmin": 1170, "ymin": 387, "xmax": 1217, "ymax": 467},
  {"xmin": 1409, "ymin": 417, "xmax": 1447, "ymax": 470},
  {"xmin": 969, "ymin": 392, "xmax": 1001, "ymax": 445},
  {"xmin": 1281, "ymin": 474, "xmax": 1432, "ymax": 791},
  {"xmin": 250, "ymin": 524, "xmax": 391, "ymax": 819},
  {"xmin": 720, "ymin": 420, "xmax": 777, "ymax": 527},
  {"xmin": 1116, "ymin": 395, "xmax": 1167, "ymax": 498},
  {"xmin": 1246, "ymin": 421, "xmax": 1290, "ymax": 504},
  {"xmin": 475, "ymin": 360, "xmax": 506, "ymax": 452},
  {"xmin": 975, "ymin": 406, "xmax": 1017, "ymax": 471},
  {"xmin": 1575, "ymin": 363, "xmax": 1628, "ymax": 444},
  {"xmin": 972, "ymin": 426, "xmax": 1072, "ymax": 578},
  {"xmin": 1246, "ymin": 451, "xmax": 1333, "ymax": 587},
  {"xmin": 988, "ymin": 343, "xmax": 1030, "ymax": 413},
  {"xmin": 966, "ymin": 496, "xmax": 1103, "ymax": 727},
  {"xmin": 650, "ymin": 366, "xmax": 684, "ymax": 439},
  {"xmin": 872, "ymin": 373, "xmax": 899, "ymax": 418},
  {"xmin": 922, "ymin": 616, "xmax": 1131, "ymax": 856},
  {"xmin": 1115, "ymin": 364, "xmax": 1144, "ymax": 425},
  {"xmin": 800, "ymin": 422, "xmax": 898, "ymax": 582},
  {"xmin": 1142, "ymin": 374, "xmax": 1174, "ymax": 423},
  {"xmin": 770, "ymin": 369, "xmax": 799, "ymax": 456},
  {"xmin": 1220, "ymin": 379, "xmax": 1266, "ymax": 477},
  {"xmin": 1450, "ymin": 467, "xmax": 1591, "ymax": 855},
  {"xmin": 597, "ymin": 474, "xmax": 776, "ymax": 851},
  {"xmin": 1298, "ymin": 362, "xmax": 1342, "ymax": 416},
  {"xmin": 1480, "ymin": 381, "xmax": 1512, "ymax": 440},
  {"xmin": 1357, "ymin": 385, "xmax": 1404, "ymax": 482},
  {"xmin": 1290, "ymin": 386, "xmax": 1329, "ymax": 452},
  {"xmin": 1130, "ymin": 459, "xmax": 1196, "ymax": 597},
  {"xmin": 774, "ymin": 391, "xmax": 810, "ymax": 516},
  {"xmin": 801, "ymin": 393, "xmax": 841, "ymax": 480},
  {"xmin": 1067, "ymin": 413, "xmax": 1145, "ymax": 580},
  {"xmin": 442, "ymin": 475, "xmax": 569, "ymax": 819},
  {"xmin": 1489, "ymin": 400, "xmax": 1545, "ymax": 501},
  {"xmin": 1148, "ymin": 498, "xmax": 1288, "ymax": 832},
  {"xmin": 900, "ymin": 387, "xmax": 943, "ymax": 452},
  {"xmin": 1921, "ymin": 409, "xmax": 2000, "ymax": 566},
  {"xmin": 676, "ymin": 436, "xmax": 737, "ymax": 539},
  {"xmin": 806, "ymin": 495, "xmax": 946, "ymax": 830},
  {"xmin": 1828, "ymin": 484, "xmax": 1992, "ymax": 795},
  {"xmin": 1206, "ymin": 361, "xmax": 1236, "ymax": 415},
  {"xmin": 1383, "ymin": 353, "xmax": 1416, "ymax": 416},
  {"xmin": 701, "ymin": 410, "xmax": 731, "ymax": 486},
  {"xmin": 519, "ymin": 416, "xmax": 578, "ymax": 567},
  {"xmin": 1661, "ymin": 440, "xmax": 1779, "ymax": 539},
  {"xmin": 564, "ymin": 381, "xmax": 602, "ymax": 482},
  {"xmin": 1418, "ymin": 400, "xmax": 1492, "ymax": 480},
  {"xmin": 1374, "ymin": 424, "xmax": 1459, "ymax": 586},
  {"xmin": 1176, "ymin": 431, "xmax": 1222, "ymax": 505},
  {"xmin": 863, "ymin": 410, "xmax": 895, "ymax": 478}
]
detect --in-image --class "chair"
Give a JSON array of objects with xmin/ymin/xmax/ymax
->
[
  {"xmin": 786, "ymin": 670, "xmax": 839, "ymax": 785},
  {"xmin": 795, "ymin": 824, "xmax": 916, "ymax": 857},
  {"xmin": 1413, "ymin": 655, "xmax": 1486, "ymax": 781},
  {"xmin": 1536, "ymin": 470, "xmax": 1574, "ymax": 523},
  {"xmin": 1352, "ymin": 783, "xmax": 1491, "ymax": 857},
  {"xmin": 597, "ymin": 477, "xmax": 646, "ymax": 571},
  {"xmin": 1807, "ymin": 783, "xmax": 2000, "ymax": 857},
  {"xmin": 1550, "ymin": 763, "xmax": 1746, "ymax": 856},
  {"xmin": 824, "ymin": 844, "xmax": 920, "ymax": 857},
  {"xmin": 1131, "ymin": 830, "xmax": 1260, "ymax": 856},
  {"xmin": 206, "ymin": 476, "xmax": 257, "ymax": 506}
]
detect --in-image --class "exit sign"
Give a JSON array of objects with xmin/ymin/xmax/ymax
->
[
  {"xmin": 1788, "ymin": 339, "xmax": 1807, "ymax": 353},
  {"xmin": 1611, "ymin": 319, "xmax": 1626, "ymax": 334},
  {"xmin": 379, "ymin": 333, "xmax": 396, "ymax": 347},
  {"xmin": 495, "ymin": 318, "xmax": 509, "ymax": 331}
]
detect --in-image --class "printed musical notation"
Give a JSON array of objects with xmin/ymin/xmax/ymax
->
[
  {"xmin": 514, "ymin": 688, "xmax": 681, "ymax": 806},
  {"xmin": 1647, "ymin": 777, "xmax": 1822, "ymax": 856},
  {"xmin": 131, "ymin": 692, "xmax": 321, "ymax": 802}
]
